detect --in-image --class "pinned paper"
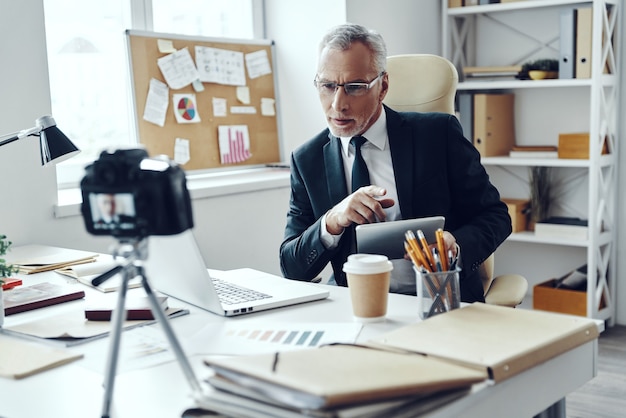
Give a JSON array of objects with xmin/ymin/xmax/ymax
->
[
  {"xmin": 157, "ymin": 47, "xmax": 200, "ymax": 90},
  {"xmin": 174, "ymin": 138, "xmax": 190, "ymax": 165},
  {"xmin": 195, "ymin": 46, "xmax": 246, "ymax": 86},
  {"xmin": 192, "ymin": 79, "xmax": 205, "ymax": 92},
  {"xmin": 157, "ymin": 39, "xmax": 176, "ymax": 53},
  {"xmin": 236, "ymin": 86, "xmax": 250, "ymax": 104},
  {"xmin": 230, "ymin": 106, "xmax": 256, "ymax": 114},
  {"xmin": 212, "ymin": 97, "xmax": 228, "ymax": 117},
  {"xmin": 143, "ymin": 78, "xmax": 169, "ymax": 127},
  {"xmin": 173, "ymin": 94, "xmax": 201, "ymax": 124},
  {"xmin": 218, "ymin": 125, "xmax": 252, "ymax": 164},
  {"xmin": 245, "ymin": 49, "xmax": 272, "ymax": 79},
  {"xmin": 261, "ymin": 98, "xmax": 276, "ymax": 116}
]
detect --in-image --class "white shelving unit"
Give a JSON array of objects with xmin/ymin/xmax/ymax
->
[{"xmin": 442, "ymin": 0, "xmax": 620, "ymax": 324}]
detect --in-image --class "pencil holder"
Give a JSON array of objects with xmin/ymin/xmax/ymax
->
[{"xmin": 414, "ymin": 267, "xmax": 461, "ymax": 319}]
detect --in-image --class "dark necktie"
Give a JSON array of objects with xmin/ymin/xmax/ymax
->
[{"xmin": 350, "ymin": 136, "xmax": 370, "ymax": 192}]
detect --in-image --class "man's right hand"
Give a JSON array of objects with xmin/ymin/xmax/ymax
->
[{"xmin": 325, "ymin": 186, "xmax": 395, "ymax": 235}]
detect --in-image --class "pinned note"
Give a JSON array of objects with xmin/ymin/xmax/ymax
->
[
  {"xmin": 218, "ymin": 125, "xmax": 252, "ymax": 164},
  {"xmin": 174, "ymin": 138, "xmax": 190, "ymax": 165},
  {"xmin": 157, "ymin": 47, "xmax": 200, "ymax": 90},
  {"xmin": 195, "ymin": 46, "xmax": 246, "ymax": 86},
  {"xmin": 236, "ymin": 86, "xmax": 250, "ymax": 104},
  {"xmin": 143, "ymin": 78, "xmax": 169, "ymax": 127},
  {"xmin": 261, "ymin": 98, "xmax": 276, "ymax": 116},
  {"xmin": 212, "ymin": 97, "xmax": 228, "ymax": 117},
  {"xmin": 173, "ymin": 94, "xmax": 201, "ymax": 124},
  {"xmin": 245, "ymin": 49, "xmax": 272, "ymax": 79},
  {"xmin": 157, "ymin": 39, "xmax": 176, "ymax": 53}
]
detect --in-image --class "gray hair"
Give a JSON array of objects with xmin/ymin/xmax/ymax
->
[{"xmin": 319, "ymin": 23, "xmax": 387, "ymax": 73}]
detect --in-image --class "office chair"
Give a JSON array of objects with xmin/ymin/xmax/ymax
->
[{"xmin": 384, "ymin": 53, "xmax": 528, "ymax": 307}]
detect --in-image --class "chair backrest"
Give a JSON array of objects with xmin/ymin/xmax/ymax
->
[
  {"xmin": 383, "ymin": 54, "xmax": 458, "ymax": 115},
  {"xmin": 384, "ymin": 53, "xmax": 495, "ymax": 297}
]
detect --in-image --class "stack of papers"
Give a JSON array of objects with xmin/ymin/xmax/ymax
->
[
  {"xmin": 198, "ymin": 344, "xmax": 486, "ymax": 416},
  {"xmin": 5, "ymin": 245, "xmax": 99, "ymax": 274}
]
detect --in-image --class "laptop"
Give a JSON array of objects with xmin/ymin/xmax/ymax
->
[
  {"xmin": 143, "ymin": 230, "xmax": 329, "ymax": 316},
  {"xmin": 356, "ymin": 216, "xmax": 445, "ymax": 260}
]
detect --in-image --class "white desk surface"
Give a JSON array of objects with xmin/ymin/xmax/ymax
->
[{"xmin": 0, "ymin": 268, "xmax": 600, "ymax": 418}]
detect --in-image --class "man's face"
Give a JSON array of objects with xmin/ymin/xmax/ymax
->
[
  {"xmin": 316, "ymin": 41, "xmax": 388, "ymax": 138},
  {"xmin": 98, "ymin": 194, "xmax": 116, "ymax": 216}
]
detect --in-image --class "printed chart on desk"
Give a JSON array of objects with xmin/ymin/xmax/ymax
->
[{"xmin": 186, "ymin": 322, "xmax": 362, "ymax": 356}]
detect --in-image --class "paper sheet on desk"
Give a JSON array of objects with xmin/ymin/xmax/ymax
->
[
  {"xmin": 185, "ymin": 321, "xmax": 362, "ymax": 356},
  {"xmin": 0, "ymin": 334, "xmax": 83, "ymax": 379}
]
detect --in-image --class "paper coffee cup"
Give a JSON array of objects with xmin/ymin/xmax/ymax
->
[{"xmin": 343, "ymin": 254, "xmax": 393, "ymax": 322}]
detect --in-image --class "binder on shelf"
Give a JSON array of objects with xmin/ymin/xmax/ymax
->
[
  {"xmin": 559, "ymin": 8, "xmax": 577, "ymax": 79},
  {"xmin": 575, "ymin": 7, "xmax": 592, "ymax": 79},
  {"xmin": 457, "ymin": 92, "xmax": 474, "ymax": 142},
  {"xmin": 473, "ymin": 93, "xmax": 515, "ymax": 157}
]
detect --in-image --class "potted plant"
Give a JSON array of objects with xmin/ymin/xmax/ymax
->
[
  {"xmin": 1, "ymin": 234, "xmax": 19, "ymax": 327},
  {"xmin": 520, "ymin": 59, "xmax": 559, "ymax": 80}
]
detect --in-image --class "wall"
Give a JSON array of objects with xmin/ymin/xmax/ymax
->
[{"xmin": 1, "ymin": 0, "xmax": 624, "ymax": 324}]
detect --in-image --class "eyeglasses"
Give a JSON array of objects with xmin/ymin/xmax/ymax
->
[{"xmin": 313, "ymin": 72, "xmax": 385, "ymax": 97}]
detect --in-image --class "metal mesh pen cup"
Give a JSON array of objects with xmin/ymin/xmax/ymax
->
[{"xmin": 414, "ymin": 267, "xmax": 461, "ymax": 319}]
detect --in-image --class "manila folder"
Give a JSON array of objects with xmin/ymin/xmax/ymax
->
[
  {"xmin": 368, "ymin": 302, "xmax": 599, "ymax": 382},
  {"xmin": 204, "ymin": 344, "xmax": 487, "ymax": 410}
]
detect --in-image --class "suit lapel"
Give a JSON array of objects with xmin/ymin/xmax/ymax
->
[
  {"xmin": 386, "ymin": 108, "xmax": 415, "ymax": 218},
  {"xmin": 324, "ymin": 134, "xmax": 348, "ymax": 205}
]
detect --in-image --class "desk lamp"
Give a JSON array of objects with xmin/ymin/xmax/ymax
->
[{"xmin": 0, "ymin": 115, "xmax": 80, "ymax": 165}]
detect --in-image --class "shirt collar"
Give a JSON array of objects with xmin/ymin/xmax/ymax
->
[{"xmin": 339, "ymin": 108, "xmax": 388, "ymax": 154}]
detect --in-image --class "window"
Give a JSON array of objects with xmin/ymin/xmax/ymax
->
[{"xmin": 43, "ymin": 0, "xmax": 256, "ymax": 188}]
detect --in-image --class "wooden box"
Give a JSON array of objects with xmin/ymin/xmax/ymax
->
[
  {"xmin": 502, "ymin": 198, "xmax": 530, "ymax": 232},
  {"xmin": 533, "ymin": 279, "xmax": 587, "ymax": 317},
  {"xmin": 558, "ymin": 132, "xmax": 608, "ymax": 159}
]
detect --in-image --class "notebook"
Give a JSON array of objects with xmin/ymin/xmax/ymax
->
[
  {"xmin": 356, "ymin": 216, "xmax": 445, "ymax": 260},
  {"xmin": 143, "ymin": 230, "xmax": 329, "ymax": 317}
]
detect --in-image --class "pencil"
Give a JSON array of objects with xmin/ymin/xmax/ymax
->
[
  {"xmin": 435, "ymin": 228, "xmax": 449, "ymax": 271},
  {"xmin": 405, "ymin": 231, "xmax": 432, "ymax": 272},
  {"xmin": 417, "ymin": 229, "xmax": 436, "ymax": 272}
]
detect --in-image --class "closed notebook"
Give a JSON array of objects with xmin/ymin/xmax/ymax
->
[
  {"xmin": 204, "ymin": 344, "xmax": 487, "ymax": 410},
  {"xmin": 367, "ymin": 302, "xmax": 599, "ymax": 382},
  {"xmin": 3, "ymin": 282, "xmax": 85, "ymax": 316}
]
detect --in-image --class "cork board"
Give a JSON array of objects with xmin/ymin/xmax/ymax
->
[{"xmin": 126, "ymin": 30, "xmax": 281, "ymax": 171}]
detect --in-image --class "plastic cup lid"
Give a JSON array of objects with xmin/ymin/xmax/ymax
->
[{"xmin": 343, "ymin": 254, "xmax": 393, "ymax": 275}]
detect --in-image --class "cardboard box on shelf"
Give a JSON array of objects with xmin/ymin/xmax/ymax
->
[
  {"xmin": 502, "ymin": 198, "xmax": 530, "ymax": 232},
  {"xmin": 533, "ymin": 279, "xmax": 587, "ymax": 317},
  {"xmin": 558, "ymin": 132, "xmax": 609, "ymax": 159}
]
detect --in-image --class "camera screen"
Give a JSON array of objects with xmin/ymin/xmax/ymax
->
[{"xmin": 89, "ymin": 193, "xmax": 137, "ymax": 232}]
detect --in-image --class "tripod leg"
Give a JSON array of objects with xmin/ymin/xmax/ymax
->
[
  {"xmin": 101, "ymin": 264, "xmax": 133, "ymax": 418},
  {"xmin": 137, "ymin": 265, "xmax": 202, "ymax": 395}
]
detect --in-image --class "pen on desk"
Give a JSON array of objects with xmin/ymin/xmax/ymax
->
[
  {"xmin": 435, "ymin": 228, "xmax": 449, "ymax": 271},
  {"xmin": 417, "ymin": 229, "xmax": 436, "ymax": 271},
  {"xmin": 432, "ymin": 247, "xmax": 443, "ymax": 272}
]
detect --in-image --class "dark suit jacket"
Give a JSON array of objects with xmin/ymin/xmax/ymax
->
[{"xmin": 279, "ymin": 106, "xmax": 512, "ymax": 303}]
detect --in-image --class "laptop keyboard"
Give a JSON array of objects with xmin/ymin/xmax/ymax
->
[{"xmin": 212, "ymin": 277, "xmax": 272, "ymax": 305}]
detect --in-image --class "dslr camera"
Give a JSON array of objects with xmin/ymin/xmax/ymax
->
[{"xmin": 80, "ymin": 148, "xmax": 194, "ymax": 238}]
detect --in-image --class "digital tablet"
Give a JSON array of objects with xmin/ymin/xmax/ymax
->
[{"xmin": 355, "ymin": 216, "xmax": 445, "ymax": 260}]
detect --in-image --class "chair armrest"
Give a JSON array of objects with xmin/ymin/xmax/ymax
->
[{"xmin": 484, "ymin": 274, "xmax": 529, "ymax": 308}]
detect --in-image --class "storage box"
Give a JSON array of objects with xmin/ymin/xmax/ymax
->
[
  {"xmin": 533, "ymin": 279, "xmax": 587, "ymax": 317},
  {"xmin": 558, "ymin": 132, "xmax": 608, "ymax": 159},
  {"xmin": 533, "ymin": 277, "xmax": 606, "ymax": 317},
  {"xmin": 502, "ymin": 198, "xmax": 530, "ymax": 232}
]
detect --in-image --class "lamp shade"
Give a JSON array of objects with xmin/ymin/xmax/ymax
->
[
  {"xmin": 39, "ymin": 124, "xmax": 80, "ymax": 166},
  {"xmin": 0, "ymin": 115, "xmax": 80, "ymax": 166}
]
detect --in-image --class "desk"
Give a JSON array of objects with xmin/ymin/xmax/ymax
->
[{"xmin": 0, "ymin": 270, "xmax": 601, "ymax": 418}]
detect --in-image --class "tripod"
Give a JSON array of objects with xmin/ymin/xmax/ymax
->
[{"xmin": 95, "ymin": 237, "xmax": 201, "ymax": 418}]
